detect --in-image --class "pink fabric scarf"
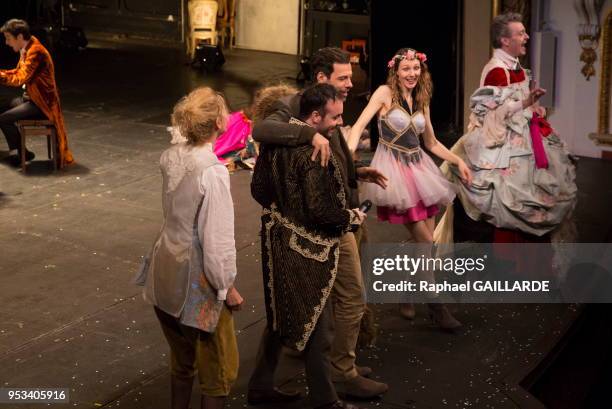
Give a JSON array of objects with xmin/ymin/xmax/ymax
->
[
  {"xmin": 214, "ymin": 112, "xmax": 252, "ymax": 161},
  {"xmin": 530, "ymin": 113, "xmax": 549, "ymax": 169}
]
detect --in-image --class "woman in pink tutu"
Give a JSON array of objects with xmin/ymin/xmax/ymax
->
[{"xmin": 348, "ymin": 48, "xmax": 472, "ymax": 329}]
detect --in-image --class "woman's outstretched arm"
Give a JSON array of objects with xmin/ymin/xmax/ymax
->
[
  {"xmin": 347, "ymin": 85, "xmax": 390, "ymax": 152},
  {"xmin": 422, "ymin": 107, "xmax": 472, "ymax": 185}
]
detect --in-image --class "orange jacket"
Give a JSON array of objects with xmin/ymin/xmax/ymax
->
[{"xmin": 0, "ymin": 36, "xmax": 73, "ymax": 167}]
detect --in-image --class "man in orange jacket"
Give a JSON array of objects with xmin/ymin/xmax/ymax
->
[{"xmin": 0, "ymin": 19, "xmax": 73, "ymax": 168}]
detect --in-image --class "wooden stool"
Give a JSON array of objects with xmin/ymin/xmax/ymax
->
[{"xmin": 16, "ymin": 119, "xmax": 58, "ymax": 173}]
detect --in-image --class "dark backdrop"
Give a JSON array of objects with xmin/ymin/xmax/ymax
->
[
  {"xmin": 64, "ymin": 0, "xmax": 182, "ymax": 42},
  {"xmin": 0, "ymin": 1, "xmax": 183, "ymax": 44},
  {"xmin": 369, "ymin": 0, "xmax": 464, "ymax": 146}
]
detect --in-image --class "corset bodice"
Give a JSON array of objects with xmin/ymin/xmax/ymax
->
[{"xmin": 378, "ymin": 103, "xmax": 426, "ymax": 150}]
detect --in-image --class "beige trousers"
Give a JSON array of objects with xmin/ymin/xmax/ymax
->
[
  {"xmin": 155, "ymin": 306, "xmax": 239, "ymax": 396},
  {"xmin": 330, "ymin": 232, "xmax": 366, "ymax": 382}
]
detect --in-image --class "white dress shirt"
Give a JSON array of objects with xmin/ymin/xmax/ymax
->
[{"xmin": 196, "ymin": 143, "xmax": 237, "ymax": 301}]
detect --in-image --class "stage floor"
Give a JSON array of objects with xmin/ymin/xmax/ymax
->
[{"xmin": 0, "ymin": 44, "xmax": 610, "ymax": 408}]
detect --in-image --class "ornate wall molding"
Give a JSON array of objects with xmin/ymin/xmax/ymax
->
[
  {"xmin": 574, "ymin": 0, "xmax": 605, "ymax": 80},
  {"xmin": 589, "ymin": 9, "xmax": 612, "ymax": 146}
]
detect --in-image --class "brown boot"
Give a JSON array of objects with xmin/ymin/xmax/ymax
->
[
  {"xmin": 171, "ymin": 376, "xmax": 193, "ymax": 409},
  {"xmin": 333, "ymin": 375, "xmax": 388, "ymax": 399},
  {"xmin": 427, "ymin": 303, "xmax": 462, "ymax": 332},
  {"xmin": 399, "ymin": 303, "xmax": 416, "ymax": 320},
  {"xmin": 201, "ymin": 395, "xmax": 225, "ymax": 409},
  {"xmin": 355, "ymin": 365, "xmax": 372, "ymax": 377}
]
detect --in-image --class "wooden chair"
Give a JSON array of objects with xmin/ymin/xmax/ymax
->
[
  {"xmin": 16, "ymin": 119, "xmax": 58, "ymax": 173},
  {"xmin": 187, "ymin": 0, "xmax": 219, "ymax": 59},
  {"xmin": 217, "ymin": 0, "xmax": 237, "ymax": 49}
]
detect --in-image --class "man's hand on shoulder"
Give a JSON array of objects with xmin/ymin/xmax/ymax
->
[{"xmin": 311, "ymin": 133, "xmax": 330, "ymax": 167}]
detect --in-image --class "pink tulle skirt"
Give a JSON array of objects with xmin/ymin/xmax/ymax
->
[
  {"xmin": 361, "ymin": 144, "xmax": 456, "ymax": 223},
  {"xmin": 377, "ymin": 203, "xmax": 439, "ymax": 224}
]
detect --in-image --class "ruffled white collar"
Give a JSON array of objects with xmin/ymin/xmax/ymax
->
[{"xmin": 493, "ymin": 48, "xmax": 520, "ymax": 70}]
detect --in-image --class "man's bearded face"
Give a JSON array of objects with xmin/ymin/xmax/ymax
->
[{"xmin": 317, "ymin": 99, "xmax": 344, "ymax": 137}]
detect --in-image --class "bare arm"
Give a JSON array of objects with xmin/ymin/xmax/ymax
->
[
  {"xmin": 422, "ymin": 107, "xmax": 472, "ymax": 185},
  {"xmin": 422, "ymin": 107, "xmax": 457, "ymax": 163},
  {"xmin": 347, "ymin": 86, "xmax": 390, "ymax": 152}
]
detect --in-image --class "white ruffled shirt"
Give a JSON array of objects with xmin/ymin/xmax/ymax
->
[
  {"xmin": 493, "ymin": 48, "xmax": 520, "ymax": 71},
  {"xmin": 194, "ymin": 143, "xmax": 236, "ymax": 301}
]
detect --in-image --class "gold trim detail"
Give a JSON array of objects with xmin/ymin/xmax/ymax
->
[
  {"xmin": 590, "ymin": 10, "xmax": 612, "ymax": 146},
  {"xmin": 490, "ymin": 0, "xmax": 502, "ymax": 57},
  {"xmin": 598, "ymin": 10, "xmax": 611, "ymax": 135},
  {"xmin": 262, "ymin": 205, "xmax": 341, "ymax": 352},
  {"xmin": 381, "ymin": 104, "xmax": 425, "ymax": 139},
  {"xmin": 330, "ymin": 154, "xmax": 347, "ymax": 207},
  {"xmin": 264, "ymin": 205, "xmax": 340, "ymax": 247},
  {"xmin": 263, "ymin": 214, "xmax": 277, "ymax": 331},
  {"xmin": 297, "ymin": 245, "xmax": 339, "ymax": 352},
  {"xmin": 491, "ymin": 0, "xmax": 502, "ymax": 19},
  {"xmin": 289, "ymin": 231, "xmax": 332, "ymax": 262},
  {"xmin": 378, "ymin": 139, "xmax": 422, "ymax": 156},
  {"xmin": 288, "ymin": 117, "xmax": 308, "ymax": 126}
]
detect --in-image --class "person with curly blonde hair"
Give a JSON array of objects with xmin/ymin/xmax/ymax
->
[
  {"xmin": 251, "ymin": 83, "xmax": 298, "ymax": 122},
  {"xmin": 138, "ymin": 87, "xmax": 244, "ymax": 409},
  {"xmin": 348, "ymin": 48, "xmax": 472, "ymax": 330}
]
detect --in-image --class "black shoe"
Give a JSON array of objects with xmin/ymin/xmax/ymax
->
[
  {"xmin": 247, "ymin": 387, "xmax": 302, "ymax": 405},
  {"xmin": 8, "ymin": 150, "xmax": 35, "ymax": 168},
  {"xmin": 315, "ymin": 400, "xmax": 363, "ymax": 409}
]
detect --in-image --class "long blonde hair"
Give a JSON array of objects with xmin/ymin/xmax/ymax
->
[
  {"xmin": 171, "ymin": 87, "xmax": 227, "ymax": 145},
  {"xmin": 386, "ymin": 48, "xmax": 433, "ymax": 109}
]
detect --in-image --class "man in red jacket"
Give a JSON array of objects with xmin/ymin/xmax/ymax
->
[
  {"xmin": 437, "ymin": 12, "xmax": 576, "ymax": 251},
  {"xmin": 0, "ymin": 19, "xmax": 73, "ymax": 168},
  {"xmin": 481, "ymin": 12, "xmax": 549, "ymax": 243}
]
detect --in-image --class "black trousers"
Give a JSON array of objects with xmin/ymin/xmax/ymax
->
[
  {"xmin": 248, "ymin": 301, "xmax": 337, "ymax": 408},
  {"xmin": 0, "ymin": 97, "xmax": 45, "ymax": 151}
]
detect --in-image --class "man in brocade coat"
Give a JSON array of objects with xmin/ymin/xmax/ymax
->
[
  {"xmin": 251, "ymin": 47, "xmax": 389, "ymax": 401},
  {"xmin": 249, "ymin": 84, "xmax": 366, "ymax": 409}
]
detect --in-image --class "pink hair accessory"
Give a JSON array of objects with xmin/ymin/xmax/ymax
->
[{"xmin": 387, "ymin": 49, "xmax": 428, "ymax": 69}]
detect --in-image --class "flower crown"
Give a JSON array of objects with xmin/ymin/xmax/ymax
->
[{"xmin": 387, "ymin": 49, "xmax": 427, "ymax": 69}]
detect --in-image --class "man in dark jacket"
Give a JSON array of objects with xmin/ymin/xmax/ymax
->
[
  {"xmin": 248, "ymin": 48, "xmax": 388, "ymax": 402},
  {"xmin": 249, "ymin": 84, "xmax": 365, "ymax": 409}
]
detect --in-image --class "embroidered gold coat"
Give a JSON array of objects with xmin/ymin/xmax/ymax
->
[
  {"xmin": 251, "ymin": 120, "xmax": 359, "ymax": 351},
  {"xmin": 0, "ymin": 36, "xmax": 73, "ymax": 167}
]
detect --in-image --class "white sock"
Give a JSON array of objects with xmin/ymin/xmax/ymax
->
[{"xmin": 9, "ymin": 149, "xmax": 17, "ymax": 155}]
